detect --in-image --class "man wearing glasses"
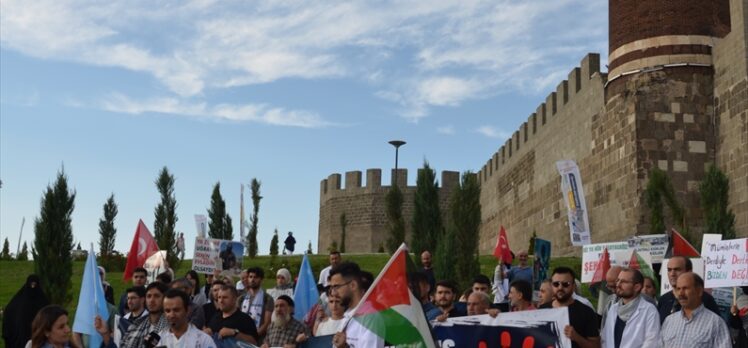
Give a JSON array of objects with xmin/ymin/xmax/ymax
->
[
  {"xmin": 539, "ymin": 267, "xmax": 600, "ymax": 348},
  {"xmin": 329, "ymin": 262, "xmax": 384, "ymax": 348},
  {"xmin": 600, "ymin": 268, "xmax": 660, "ymax": 348}
]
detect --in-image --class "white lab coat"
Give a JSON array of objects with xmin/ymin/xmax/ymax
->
[{"xmin": 601, "ymin": 297, "xmax": 661, "ymax": 348}]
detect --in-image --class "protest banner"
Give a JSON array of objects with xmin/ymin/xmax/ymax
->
[
  {"xmin": 433, "ymin": 308, "xmax": 571, "ymax": 348},
  {"xmin": 533, "ymin": 238, "xmax": 551, "ymax": 290},
  {"xmin": 192, "ymin": 237, "xmax": 244, "ymax": 275},
  {"xmin": 144, "ymin": 250, "xmax": 169, "ymax": 283},
  {"xmin": 703, "ymin": 238, "xmax": 748, "ymax": 288},
  {"xmin": 581, "ymin": 241, "xmax": 629, "ymax": 283},
  {"xmin": 627, "ymin": 234, "xmax": 668, "ymax": 264},
  {"xmin": 712, "ymin": 287, "xmax": 735, "ymax": 321},
  {"xmin": 701, "ymin": 233, "xmax": 723, "ymax": 255},
  {"xmin": 556, "ymin": 160, "xmax": 591, "ymax": 246},
  {"xmin": 194, "ymin": 214, "xmax": 208, "ymax": 238}
]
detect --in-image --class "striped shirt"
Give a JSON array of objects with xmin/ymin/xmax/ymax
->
[{"xmin": 661, "ymin": 304, "xmax": 731, "ymax": 348}]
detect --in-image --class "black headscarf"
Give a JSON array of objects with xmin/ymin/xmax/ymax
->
[{"xmin": 2, "ymin": 275, "xmax": 50, "ymax": 348}]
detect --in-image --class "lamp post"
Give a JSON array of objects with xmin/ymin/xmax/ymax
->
[{"xmin": 388, "ymin": 140, "xmax": 406, "ymax": 187}]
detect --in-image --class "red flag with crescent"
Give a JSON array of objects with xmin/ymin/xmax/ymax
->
[
  {"xmin": 123, "ymin": 219, "xmax": 159, "ymax": 280},
  {"xmin": 493, "ymin": 226, "xmax": 513, "ymax": 264}
]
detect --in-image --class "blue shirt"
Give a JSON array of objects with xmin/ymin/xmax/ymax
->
[{"xmin": 507, "ymin": 266, "xmax": 533, "ymax": 283}]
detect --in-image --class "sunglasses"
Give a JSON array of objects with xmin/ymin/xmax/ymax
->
[{"xmin": 552, "ymin": 281, "xmax": 573, "ymax": 288}]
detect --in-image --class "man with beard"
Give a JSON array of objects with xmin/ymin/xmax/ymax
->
[
  {"xmin": 540, "ymin": 267, "xmax": 599, "ymax": 348},
  {"xmin": 206, "ymin": 285, "xmax": 258, "ymax": 345},
  {"xmin": 433, "ymin": 280, "xmax": 466, "ymax": 321},
  {"xmin": 508, "ymin": 280, "xmax": 535, "ymax": 311},
  {"xmin": 421, "ymin": 251, "xmax": 436, "ymax": 292},
  {"xmin": 597, "ymin": 266, "xmax": 622, "ymax": 316},
  {"xmin": 600, "ymin": 268, "xmax": 660, "ymax": 348},
  {"xmin": 113, "ymin": 286, "xmax": 148, "ymax": 345},
  {"xmin": 331, "ymin": 262, "xmax": 384, "ymax": 348},
  {"xmin": 657, "ymin": 256, "xmax": 719, "ymax": 323},
  {"xmin": 261, "ymin": 295, "xmax": 308, "ymax": 347},
  {"xmin": 238, "ymin": 267, "xmax": 274, "ymax": 341},
  {"xmin": 661, "ymin": 272, "xmax": 730, "ymax": 348},
  {"xmin": 116, "ymin": 282, "xmax": 171, "ymax": 348},
  {"xmin": 318, "ymin": 251, "xmax": 342, "ymax": 287},
  {"xmin": 119, "ymin": 267, "xmax": 148, "ymax": 316}
]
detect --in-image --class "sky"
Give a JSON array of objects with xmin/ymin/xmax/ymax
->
[{"xmin": 0, "ymin": 0, "xmax": 608, "ymax": 259}]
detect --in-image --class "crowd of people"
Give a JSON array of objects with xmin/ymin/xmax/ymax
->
[{"xmin": 2, "ymin": 251, "xmax": 747, "ymax": 348}]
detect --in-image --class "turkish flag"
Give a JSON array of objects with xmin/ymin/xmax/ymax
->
[
  {"xmin": 590, "ymin": 247, "xmax": 610, "ymax": 284},
  {"xmin": 123, "ymin": 219, "xmax": 159, "ymax": 281},
  {"xmin": 493, "ymin": 226, "xmax": 513, "ymax": 264}
]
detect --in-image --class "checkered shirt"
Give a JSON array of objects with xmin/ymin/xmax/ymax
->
[
  {"xmin": 661, "ymin": 304, "xmax": 731, "ymax": 348},
  {"xmin": 263, "ymin": 318, "xmax": 308, "ymax": 347},
  {"xmin": 119, "ymin": 313, "xmax": 170, "ymax": 348}
]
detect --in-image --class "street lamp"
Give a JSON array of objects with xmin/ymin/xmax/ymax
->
[{"xmin": 389, "ymin": 140, "xmax": 406, "ymax": 187}]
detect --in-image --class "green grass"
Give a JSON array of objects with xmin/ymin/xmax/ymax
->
[{"xmin": 0, "ymin": 253, "xmax": 590, "ymax": 347}]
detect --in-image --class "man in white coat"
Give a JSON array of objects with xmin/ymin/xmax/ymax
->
[{"xmin": 601, "ymin": 268, "xmax": 660, "ymax": 348}]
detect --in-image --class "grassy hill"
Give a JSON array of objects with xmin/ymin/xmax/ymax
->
[{"xmin": 0, "ymin": 253, "xmax": 587, "ymax": 346}]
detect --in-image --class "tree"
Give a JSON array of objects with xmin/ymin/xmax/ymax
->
[
  {"xmin": 270, "ymin": 228, "xmax": 279, "ymax": 256},
  {"xmin": 644, "ymin": 168, "xmax": 687, "ymax": 240},
  {"xmin": 700, "ymin": 164, "xmax": 736, "ymax": 239},
  {"xmin": 208, "ymin": 182, "xmax": 233, "ymax": 240},
  {"xmin": 339, "ymin": 213, "xmax": 347, "ymax": 253},
  {"xmin": 449, "ymin": 172, "xmax": 482, "ymax": 289},
  {"xmin": 17, "ymin": 242, "xmax": 29, "ymax": 261},
  {"xmin": 528, "ymin": 230, "xmax": 537, "ymax": 255},
  {"xmin": 434, "ymin": 223, "xmax": 456, "ymax": 283},
  {"xmin": 154, "ymin": 167, "xmax": 179, "ymax": 268},
  {"xmin": 98, "ymin": 194, "xmax": 118, "ymax": 257},
  {"xmin": 385, "ymin": 186, "xmax": 405, "ymax": 253},
  {"xmin": 328, "ymin": 240, "xmax": 339, "ymax": 254},
  {"xmin": 1, "ymin": 237, "xmax": 11, "ymax": 260},
  {"xmin": 411, "ymin": 161, "xmax": 442, "ymax": 265},
  {"xmin": 248, "ymin": 179, "xmax": 262, "ymax": 258},
  {"xmin": 33, "ymin": 169, "xmax": 75, "ymax": 305}
]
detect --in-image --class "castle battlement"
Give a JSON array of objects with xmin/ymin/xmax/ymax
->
[
  {"xmin": 477, "ymin": 53, "xmax": 608, "ymax": 184},
  {"xmin": 320, "ymin": 168, "xmax": 460, "ymax": 200}
]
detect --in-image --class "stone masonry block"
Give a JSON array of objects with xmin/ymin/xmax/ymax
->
[
  {"xmin": 673, "ymin": 160, "xmax": 688, "ymax": 172},
  {"xmin": 671, "ymin": 102, "xmax": 681, "ymax": 114},
  {"xmin": 683, "ymin": 114, "xmax": 694, "ymax": 123},
  {"xmin": 658, "ymin": 160, "xmax": 669, "ymax": 170},
  {"xmin": 688, "ymin": 141, "xmax": 707, "ymax": 153},
  {"xmin": 345, "ymin": 171, "xmax": 362, "ymax": 188},
  {"xmin": 654, "ymin": 112, "xmax": 676, "ymax": 122}
]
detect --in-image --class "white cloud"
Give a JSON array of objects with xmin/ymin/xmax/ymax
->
[
  {"xmin": 476, "ymin": 125, "xmax": 511, "ymax": 140},
  {"xmin": 99, "ymin": 93, "xmax": 332, "ymax": 128},
  {"xmin": 1, "ymin": 0, "xmax": 607, "ymax": 118},
  {"xmin": 437, "ymin": 125, "xmax": 455, "ymax": 135}
]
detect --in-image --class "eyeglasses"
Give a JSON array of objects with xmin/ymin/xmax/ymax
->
[
  {"xmin": 552, "ymin": 281, "xmax": 572, "ymax": 288},
  {"xmin": 328, "ymin": 280, "xmax": 352, "ymax": 291}
]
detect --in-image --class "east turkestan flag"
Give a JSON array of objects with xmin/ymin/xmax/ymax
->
[{"xmin": 346, "ymin": 243, "xmax": 436, "ymax": 347}]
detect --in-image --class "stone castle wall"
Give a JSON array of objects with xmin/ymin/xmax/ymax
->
[
  {"xmin": 713, "ymin": 0, "xmax": 748, "ymax": 235},
  {"xmin": 318, "ymin": 0, "xmax": 748, "ymax": 255},
  {"xmin": 318, "ymin": 169, "xmax": 459, "ymax": 253}
]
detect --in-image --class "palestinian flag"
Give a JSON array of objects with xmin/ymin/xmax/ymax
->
[
  {"xmin": 348, "ymin": 243, "xmax": 436, "ymax": 347},
  {"xmin": 664, "ymin": 228, "xmax": 700, "ymax": 258},
  {"xmin": 628, "ymin": 250, "xmax": 658, "ymax": 289},
  {"xmin": 590, "ymin": 247, "xmax": 610, "ymax": 285}
]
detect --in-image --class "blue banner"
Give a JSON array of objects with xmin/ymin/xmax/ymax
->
[{"xmin": 533, "ymin": 238, "xmax": 551, "ymax": 290}]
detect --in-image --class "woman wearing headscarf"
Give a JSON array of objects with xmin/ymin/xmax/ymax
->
[
  {"xmin": 267, "ymin": 268, "xmax": 294, "ymax": 300},
  {"xmin": 3, "ymin": 275, "xmax": 50, "ymax": 348}
]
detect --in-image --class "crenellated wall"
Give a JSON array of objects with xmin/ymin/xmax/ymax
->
[
  {"xmin": 318, "ymin": 169, "xmax": 460, "ymax": 253},
  {"xmin": 476, "ymin": 54, "xmax": 609, "ymax": 256}
]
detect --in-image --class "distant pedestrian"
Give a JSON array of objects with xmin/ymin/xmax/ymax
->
[
  {"xmin": 177, "ymin": 233, "xmax": 186, "ymax": 260},
  {"xmin": 283, "ymin": 232, "xmax": 296, "ymax": 255}
]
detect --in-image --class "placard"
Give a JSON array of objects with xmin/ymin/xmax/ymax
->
[
  {"xmin": 703, "ymin": 238, "xmax": 748, "ymax": 288},
  {"xmin": 581, "ymin": 241, "xmax": 629, "ymax": 283},
  {"xmin": 556, "ymin": 160, "xmax": 591, "ymax": 246},
  {"xmin": 627, "ymin": 234, "xmax": 668, "ymax": 264},
  {"xmin": 660, "ymin": 258, "xmax": 705, "ymax": 294},
  {"xmin": 192, "ymin": 237, "xmax": 244, "ymax": 275}
]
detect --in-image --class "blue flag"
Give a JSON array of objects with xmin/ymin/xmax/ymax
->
[
  {"xmin": 293, "ymin": 254, "xmax": 319, "ymax": 321},
  {"xmin": 73, "ymin": 245, "xmax": 110, "ymax": 348}
]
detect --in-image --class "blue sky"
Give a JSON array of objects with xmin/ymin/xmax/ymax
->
[{"xmin": 0, "ymin": 0, "xmax": 608, "ymax": 258}]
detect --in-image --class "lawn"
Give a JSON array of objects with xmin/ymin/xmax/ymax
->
[{"xmin": 0, "ymin": 253, "xmax": 588, "ymax": 347}]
